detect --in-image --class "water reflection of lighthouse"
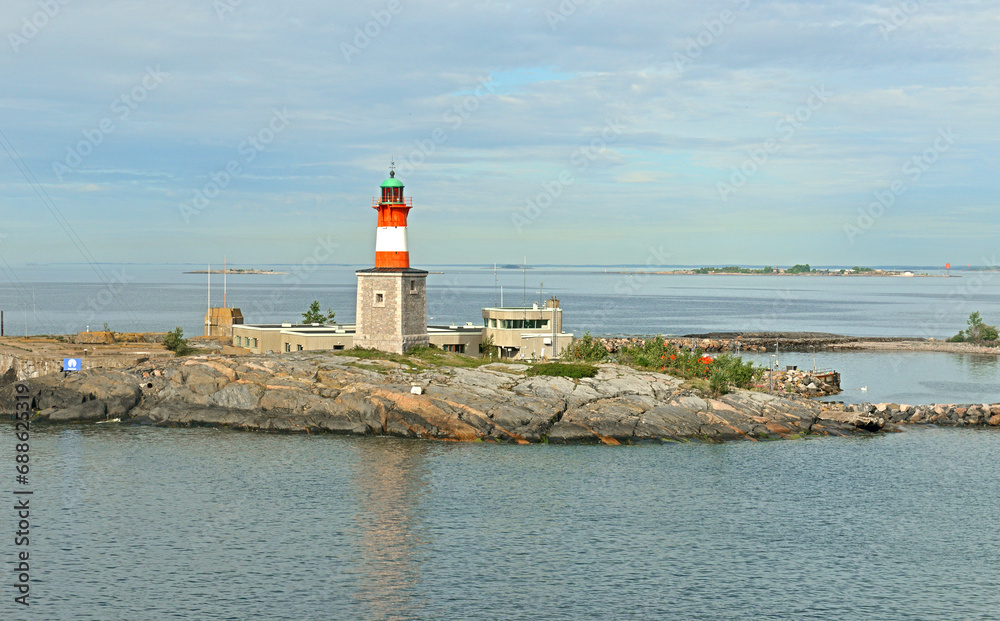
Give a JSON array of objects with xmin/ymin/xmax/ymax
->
[{"xmin": 352, "ymin": 440, "xmax": 432, "ymax": 619}]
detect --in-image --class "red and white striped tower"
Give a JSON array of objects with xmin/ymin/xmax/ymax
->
[
  {"xmin": 373, "ymin": 168, "xmax": 412, "ymax": 269},
  {"xmin": 354, "ymin": 166, "xmax": 429, "ymax": 354}
]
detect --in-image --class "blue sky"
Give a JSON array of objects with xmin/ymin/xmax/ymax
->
[{"xmin": 1, "ymin": 0, "xmax": 997, "ymax": 268}]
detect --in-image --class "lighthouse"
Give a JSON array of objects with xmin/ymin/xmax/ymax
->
[
  {"xmin": 373, "ymin": 169, "xmax": 411, "ymax": 269},
  {"xmin": 353, "ymin": 167, "xmax": 429, "ymax": 353}
]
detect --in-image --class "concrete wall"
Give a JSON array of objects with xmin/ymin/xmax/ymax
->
[
  {"xmin": 283, "ymin": 332, "xmax": 353, "ymax": 352},
  {"xmin": 0, "ymin": 351, "xmax": 159, "ymax": 382},
  {"xmin": 232, "ymin": 326, "xmax": 284, "ymax": 354},
  {"xmin": 428, "ymin": 329, "xmax": 482, "ymax": 354}
]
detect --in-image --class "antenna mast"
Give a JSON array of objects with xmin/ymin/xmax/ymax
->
[{"xmin": 223, "ymin": 256, "xmax": 227, "ymax": 308}]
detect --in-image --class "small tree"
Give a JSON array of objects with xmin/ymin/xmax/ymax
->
[
  {"xmin": 163, "ymin": 327, "xmax": 194, "ymax": 356},
  {"xmin": 967, "ymin": 312, "xmax": 985, "ymax": 339},
  {"xmin": 951, "ymin": 312, "xmax": 998, "ymax": 342},
  {"xmin": 479, "ymin": 333, "xmax": 496, "ymax": 356},
  {"xmin": 302, "ymin": 301, "xmax": 336, "ymax": 324},
  {"xmin": 965, "ymin": 312, "xmax": 998, "ymax": 341}
]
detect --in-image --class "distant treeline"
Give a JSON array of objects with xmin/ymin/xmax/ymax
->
[{"xmin": 693, "ymin": 264, "xmax": 880, "ymax": 275}]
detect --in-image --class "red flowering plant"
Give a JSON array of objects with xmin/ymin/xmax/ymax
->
[{"xmin": 568, "ymin": 334, "xmax": 763, "ymax": 395}]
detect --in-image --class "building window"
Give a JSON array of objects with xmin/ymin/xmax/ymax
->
[
  {"xmin": 284, "ymin": 343, "xmax": 290, "ymax": 353},
  {"xmin": 374, "ymin": 292, "xmax": 385, "ymax": 307},
  {"xmin": 297, "ymin": 344, "xmax": 303, "ymax": 351},
  {"xmin": 333, "ymin": 345, "xmax": 345, "ymax": 350},
  {"xmin": 234, "ymin": 337, "xmax": 239, "ymax": 345},
  {"xmin": 410, "ymin": 280, "xmax": 416, "ymax": 293},
  {"xmin": 252, "ymin": 338, "xmax": 258, "ymax": 348},
  {"xmin": 496, "ymin": 319, "xmax": 549, "ymax": 330}
]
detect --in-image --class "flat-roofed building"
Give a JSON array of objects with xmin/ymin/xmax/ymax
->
[
  {"xmin": 231, "ymin": 322, "xmax": 482, "ymax": 355},
  {"xmin": 482, "ymin": 298, "xmax": 573, "ymax": 360}
]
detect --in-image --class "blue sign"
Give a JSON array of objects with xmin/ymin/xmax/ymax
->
[{"xmin": 63, "ymin": 358, "xmax": 81, "ymax": 372}]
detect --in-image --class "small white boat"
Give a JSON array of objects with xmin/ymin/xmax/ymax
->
[{"xmin": 96, "ymin": 418, "xmax": 121, "ymax": 424}]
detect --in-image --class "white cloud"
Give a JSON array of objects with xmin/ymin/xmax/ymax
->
[{"xmin": 0, "ymin": 0, "xmax": 996, "ymax": 265}]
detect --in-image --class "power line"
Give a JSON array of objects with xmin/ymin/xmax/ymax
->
[
  {"xmin": 0, "ymin": 251, "xmax": 61, "ymax": 335},
  {"xmin": 0, "ymin": 127, "xmax": 141, "ymax": 328}
]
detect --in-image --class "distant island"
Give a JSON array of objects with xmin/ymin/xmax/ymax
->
[
  {"xmin": 612, "ymin": 264, "xmax": 938, "ymax": 277},
  {"xmin": 184, "ymin": 269, "xmax": 287, "ymax": 275}
]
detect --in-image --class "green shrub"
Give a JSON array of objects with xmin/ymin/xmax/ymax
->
[
  {"xmin": 567, "ymin": 332, "xmax": 609, "ymax": 362},
  {"xmin": 526, "ymin": 363, "xmax": 599, "ymax": 379},
  {"xmin": 163, "ymin": 327, "xmax": 195, "ymax": 356},
  {"xmin": 566, "ymin": 334, "xmax": 765, "ymax": 391},
  {"xmin": 705, "ymin": 354, "xmax": 763, "ymax": 394}
]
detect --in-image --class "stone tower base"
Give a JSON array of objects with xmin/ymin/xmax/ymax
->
[{"xmin": 354, "ymin": 268, "xmax": 429, "ymax": 354}]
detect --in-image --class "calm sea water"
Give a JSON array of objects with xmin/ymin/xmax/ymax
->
[
  {"xmin": 3, "ymin": 264, "xmax": 998, "ymax": 340},
  {"xmin": 2, "ymin": 425, "xmax": 999, "ymax": 620},
  {"xmin": 2, "ymin": 264, "xmax": 998, "ymax": 404}
]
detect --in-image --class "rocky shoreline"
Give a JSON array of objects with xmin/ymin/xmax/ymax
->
[
  {"xmin": 0, "ymin": 351, "xmax": 900, "ymax": 444},
  {"xmin": 1, "ymin": 351, "xmax": 997, "ymax": 444}
]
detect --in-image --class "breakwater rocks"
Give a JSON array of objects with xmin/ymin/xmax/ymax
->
[
  {"xmin": 0, "ymin": 352, "xmax": 881, "ymax": 444},
  {"xmin": 772, "ymin": 369, "xmax": 841, "ymax": 397},
  {"xmin": 599, "ymin": 333, "xmax": 925, "ymax": 353},
  {"xmin": 834, "ymin": 402, "xmax": 1000, "ymax": 427},
  {"xmin": 597, "ymin": 336, "xmax": 769, "ymax": 353}
]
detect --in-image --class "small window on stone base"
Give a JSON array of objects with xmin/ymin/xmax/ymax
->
[
  {"xmin": 374, "ymin": 292, "xmax": 385, "ymax": 307},
  {"xmin": 410, "ymin": 280, "xmax": 416, "ymax": 293}
]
